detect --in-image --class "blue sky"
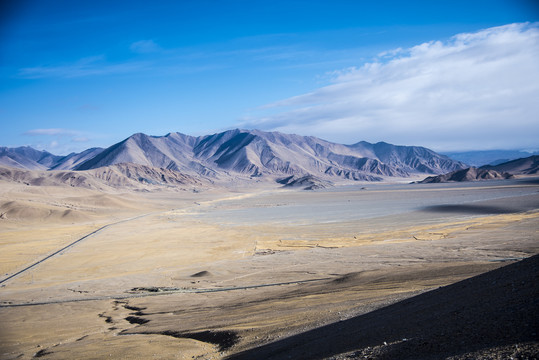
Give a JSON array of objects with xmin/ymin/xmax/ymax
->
[{"xmin": 1, "ymin": 0, "xmax": 538, "ymax": 154}]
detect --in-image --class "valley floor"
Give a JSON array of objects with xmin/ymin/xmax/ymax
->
[{"xmin": 0, "ymin": 178, "xmax": 538, "ymax": 359}]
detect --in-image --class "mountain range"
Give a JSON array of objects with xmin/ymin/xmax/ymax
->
[
  {"xmin": 442, "ymin": 150, "xmax": 539, "ymax": 167},
  {"xmin": 0, "ymin": 130, "xmax": 467, "ymax": 184}
]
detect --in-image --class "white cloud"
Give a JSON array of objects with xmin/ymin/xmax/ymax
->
[{"xmin": 241, "ymin": 23, "xmax": 539, "ymax": 151}]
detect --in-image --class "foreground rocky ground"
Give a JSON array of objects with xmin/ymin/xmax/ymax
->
[{"xmin": 230, "ymin": 254, "xmax": 539, "ymax": 360}]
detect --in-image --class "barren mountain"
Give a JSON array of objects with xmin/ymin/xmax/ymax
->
[
  {"xmin": 89, "ymin": 163, "xmax": 205, "ymax": 188},
  {"xmin": 74, "ymin": 132, "xmax": 219, "ymax": 177},
  {"xmin": 74, "ymin": 129, "xmax": 466, "ymax": 181},
  {"xmin": 418, "ymin": 167, "xmax": 514, "ymax": 183},
  {"xmin": 0, "ymin": 130, "xmax": 467, "ymax": 183}
]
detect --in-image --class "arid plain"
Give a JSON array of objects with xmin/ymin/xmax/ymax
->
[{"xmin": 1, "ymin": 176, "xmax": 538, "ymax": 359}]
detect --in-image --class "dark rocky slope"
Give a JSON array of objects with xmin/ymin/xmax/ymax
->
[
  {"xmin": 228, "ymin": 255, "xmax": 539, "ymax": 360},
  {"xmin": 419, "ymin": 167, "xmax": 514, "ymax": 183}
]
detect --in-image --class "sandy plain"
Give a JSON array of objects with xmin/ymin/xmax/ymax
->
[{"xmin": 0, "ymin": 177, "xmax": 538, "ymax": 359}]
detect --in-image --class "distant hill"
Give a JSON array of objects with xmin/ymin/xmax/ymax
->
[
  {"xmin": 418, "ymin": 167, "xmax": 513, "ymax": 184},
  {"xmin": 277, "ymin": 175, "xmax": 333, "ymax": 190},
  {"xmin": 0, "ymin": 146, "xmax": 63, "ymax": 170},
  {"xmin": 0, "ymin": 163, "xmax": 204, "ymax": 190},
  {"xmin": 443, "ymin": 150, "xmax": 539, "ymax": 167},
  {"xmin": 73, "ymin": 129, "xmax": 466, "ymax": 181},
  {"xmin": 480, "ymin": 155, "xmax": 539, "ymax": 175}
]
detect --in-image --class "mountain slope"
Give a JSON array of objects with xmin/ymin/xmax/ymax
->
[
  {"xmin": 50, "ymin": 148, "xmax": 104, "ymax": 170},
  {"xmin": 75, "ymin": 130, "xmax": 466, "ymax": 181},
  {"xmin": 368, "ymin": 142, "xmax": 464, "ymax": 174}
]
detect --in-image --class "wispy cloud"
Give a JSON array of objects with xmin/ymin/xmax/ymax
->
[
  {"xmin": 72, "ymin": 136, "xmax": 90, "ymax": 143},
  {"xmin": 241, "ymin": 23, "xmax": 539, "ymax": 151},
  {"xmin": 15, "ymin": 38, "xmax": 358, "ymax": 80},
  {"xmin": 16, "ymin": 51, "xmax": 224, "ymax": 79},
  {"xmin": 24, "ymin": 128, "xmax": 82, "ymax": 136},
  {"xmin": 23, "ymin": 128, "xmax": 93, "ymax": 154},
  {"xmin": 77, "ymin": 104, "xmax": 100, "ymax": 112},
  {"xmin": 130, "ymin": 39, "xmax": 162, "ymax": 54},
  {"xmin": 18, "ymin": 56, "xmax": 147, "ymax": 79}
]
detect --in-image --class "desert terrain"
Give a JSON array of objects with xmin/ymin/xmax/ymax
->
[{"xmin": 0, "ymin": 176, "xmax": 538, "ymax": 359}]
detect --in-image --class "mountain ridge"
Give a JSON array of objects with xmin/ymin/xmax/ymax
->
[
  {"xmin": 1, "ymin": 129, "xmax": 467, "ymax": 182},
  {"xmin": 74, "ymin": 129, "xmax": 466, "ymax": 181},
  {"xmin": 480, "ymin": 155, "xmax": 539, "ymax": 175}
]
